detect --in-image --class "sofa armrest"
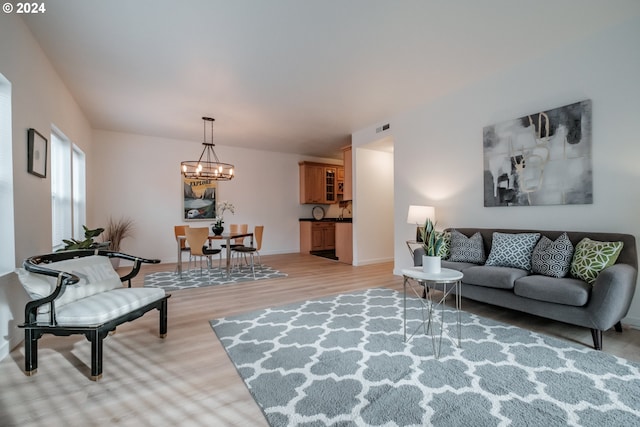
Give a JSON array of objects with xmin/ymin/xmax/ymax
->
[{"xmin": 587, "ymin": 263, "xmax": 638, "ymax": 329}]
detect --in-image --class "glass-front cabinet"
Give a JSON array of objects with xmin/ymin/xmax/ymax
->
[{"xmin": 324, "ymin": 167, "xmax": 336, "ymax": 203}]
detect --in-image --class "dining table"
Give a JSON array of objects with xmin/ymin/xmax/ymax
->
[{"xmin": 176, "ymin": 231, "xmax": 254, "ymax": 278}]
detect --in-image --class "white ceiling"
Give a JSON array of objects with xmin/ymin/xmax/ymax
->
[{"xmin": 22, "ymin": 0, "xmax": 640, "ymax": 158}]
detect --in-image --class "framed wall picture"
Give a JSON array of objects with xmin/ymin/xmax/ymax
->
[
  {"xmin": 183, "ymin": 177, "xmax": 217, "ymax": 220},
  {"xmin": 483, "ymin": 99, "xmax": 592, "ymax": 207},
  {"xmin": 27, "ymin": 128, "xmax": 47, "ymax": 178}
]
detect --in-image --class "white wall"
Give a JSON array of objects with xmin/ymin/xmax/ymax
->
[
  {"xmin": 91, "ymin": 130, "xmax": 335, "ymax": 264},
  {"xmin": 0, "ymin": 14, "xmax": 92, "ymax": 359},
  {"xmin": 354, "ymin": 17, "xmax": 640, "ymax": 325},
  {"xmin": 351, "ymin": 146, "xmax": 394, "ymax": 265}
]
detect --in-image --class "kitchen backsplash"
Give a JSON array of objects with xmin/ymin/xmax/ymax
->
[{"xmin": 323, "ymin": 201, "xmax": 352, "ymax": 218}]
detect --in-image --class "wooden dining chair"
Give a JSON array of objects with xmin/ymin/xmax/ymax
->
[
  {"xmin": 185, "ymin": 227, "xmax": 222, "ymax": 277},
  {"xmin": 232, "ymin": 225, "xmax": 264, "ymax": 279},
  {"xmin": 174, "ymin": 225, "xmax": 190, "ymax": 275},
  {"xmin": 229, "ymin": 223, "xmax": 248, "ymax": 249}
]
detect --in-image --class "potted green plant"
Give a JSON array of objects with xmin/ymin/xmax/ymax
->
[
  {"xmin": 58, "ymin": 225, "xmax": 107, "ymax": 251},
  {"xmin": 420, "ymin": 218, "xmax": 443, "ymax": 273}
]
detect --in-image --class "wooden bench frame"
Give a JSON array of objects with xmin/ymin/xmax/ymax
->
[{"xmin": 19, "ymin": 249, "xmax": 170, "ymax": 380}]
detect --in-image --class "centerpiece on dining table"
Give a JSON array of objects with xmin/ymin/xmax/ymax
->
[{"xmin": 211, "ymin": 201, "xmax": 235, "ymax": 235}]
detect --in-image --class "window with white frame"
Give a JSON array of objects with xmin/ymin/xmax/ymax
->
[
  {"xmin": 72, "ymin": 145, "xmax": 86, "ymax": 239},
  {"xmin": 0, "ymin": 73, "xmax": 15, "ymax": 274},
  {"xmin": 51, "ymin": 130, "xmax": 86, "ymax": 250}
]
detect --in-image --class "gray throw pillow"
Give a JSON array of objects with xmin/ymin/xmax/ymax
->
[
  {"xmin": 449, "ymin": 230, "xmax": 485, "ymax": 264},
  {"xmin": 485, "ymin": 232, "xmax": 540, "ymax": 271},
  {"xmin": 531, "ymin": 233, "xmax": 574, "ymax": 278}
]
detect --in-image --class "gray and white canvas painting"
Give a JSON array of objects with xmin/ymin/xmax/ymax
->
[{"xmin": 483, "ymin": 100, "xmax": 592, "ymax": 207}]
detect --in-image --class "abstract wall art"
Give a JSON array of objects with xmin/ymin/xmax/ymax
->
[{"xmin": 483, "ymin": 100, "xmax": 592, "ymax": 207}]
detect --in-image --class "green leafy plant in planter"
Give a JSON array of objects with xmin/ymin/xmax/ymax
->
[
  {"xmin": 58, "ymin": 225, "xmax": 107, "ymax": 251},
  {"xmin": 421, "ymin": 218, "xmax": 443, "ymax": 256},
  {"xmin": 421, "ymin": 218, "xmax": 444, "ymax": 256},
  {"xmin": 420, "ymin": 218, "xmax": 444, "ymax": 273}
]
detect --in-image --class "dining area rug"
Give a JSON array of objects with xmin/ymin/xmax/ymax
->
[
  {"xmin": 143, "ymin": 265, "xmax": 287, "ymax": 291},
  {"xmin": 210, "ymin": 288, "xmax": 640, "ymax": 426}
]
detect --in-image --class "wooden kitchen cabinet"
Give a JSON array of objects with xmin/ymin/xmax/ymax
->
[
  {"xmin": 300, "ymin": 221, "xmax": 336, "ymax": 252},
  {"xmin": 299, "ymin": 162, "xmax": 325, "ymax": 204},
  {"xmin": 299, "ymin": 162, "xmax": 339, "ymax": 204},
  {"xmin": 324, "ymin": 167, "xmax": 337, "ymax": 203},
  {"xmin": 312, "ymin": 222, "xmax": 335, "ymax": 250}
]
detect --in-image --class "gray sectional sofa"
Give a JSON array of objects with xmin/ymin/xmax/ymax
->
[{"xmin": 413, "ymin": 228, "xmax": 638, "ymax": 350}]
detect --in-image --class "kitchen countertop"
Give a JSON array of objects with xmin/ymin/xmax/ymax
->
[{"xmin": 299, "ymin": 218, "xmax": 352, "ymax": 223}]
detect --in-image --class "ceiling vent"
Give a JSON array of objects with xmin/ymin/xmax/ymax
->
[{"xmin": 375, "ymin": 123, "xmax": 390, "ymax": 133}]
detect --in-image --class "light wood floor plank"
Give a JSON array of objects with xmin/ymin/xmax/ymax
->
[{"xmin": 1, "ymin": 253, "xmax": 639, "ymax": 426}]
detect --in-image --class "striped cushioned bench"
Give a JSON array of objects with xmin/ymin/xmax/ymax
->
[{"xmin": 17, "ymin": 249, "xmax": 169, "ymax": 380}]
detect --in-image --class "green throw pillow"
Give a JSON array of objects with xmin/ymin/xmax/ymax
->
[
  {"xmin": 437, "ymin": 231, "xmax": 451, "ymax": 260},
  {"xmin": 570, "ymin": 238, "xmax": 623, "ymax": 284}
]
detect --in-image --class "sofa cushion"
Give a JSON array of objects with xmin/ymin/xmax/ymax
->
[
  {"xmin": 442, "ymin": 260, "xmax": 477, "ymax": 272},
  {"xmin": 514, "ymin": 275, "xmax": 591, "ymax": 307},
  {"xmin": 462, "ymin": 265, "xmax": 529, "ymax": 290},
  {"xmin": 448, "ymin": 230, "xmax": 486, "ymax": 264},
  {"xmin": 570, "ymin": 238, "xmax": 623, "ymax": 284},
  {"xmin": 531, "ymin": 233, "xmax": 574, "ymax": 278},
  {"xmin": 17, "ymin": 255, "xmax": 122, "ymax": 313},
  {"xmin": 485, "ymin": 232, "xmax": 540, "ymax": 271},
  {"xmin": 36, "ymin": 287, "xmax": 166, "ymax": 326}
]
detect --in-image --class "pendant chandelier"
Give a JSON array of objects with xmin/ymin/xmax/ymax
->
[{"xmin": 181, "ymin": 117, "xmax": 235, "ymax": 181}]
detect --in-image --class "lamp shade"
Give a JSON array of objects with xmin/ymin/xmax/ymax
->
[{"xmin": 406, "ymin": 205, "xmax": 435, "ymax": 225}]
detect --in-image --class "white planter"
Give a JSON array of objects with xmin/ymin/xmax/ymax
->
[{"xmin": 422, "ymin": 255, "xmax": 441, "ymax": 274}]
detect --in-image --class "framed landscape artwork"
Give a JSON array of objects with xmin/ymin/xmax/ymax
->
[
  {"xmin": 183, "ymin": 178, "xmax": 217, "ymax": 220},
  {"xmin": 483, "ymin": 99, "xmax": 592, "ymax": 207}
]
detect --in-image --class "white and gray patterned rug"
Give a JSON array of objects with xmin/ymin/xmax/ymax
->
[
  {"xmin": 143, "ymin": 265, "xmax": 287, "ymax": 291},
  {"xmin": 210, "ymin": 288, "xmax": 640, "ymax": 426}
]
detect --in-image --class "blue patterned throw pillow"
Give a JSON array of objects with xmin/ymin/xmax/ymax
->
[
  {"xmin": 485, "ymin": 232, "xmax": 540, "ymax": 271},
  {"xmin": 531, "ymin": 233, "xmax": 574, "ymax": 278},
  {"xmin": 448, "ymin": 230, "xmax": 485, "ymax": 264}
]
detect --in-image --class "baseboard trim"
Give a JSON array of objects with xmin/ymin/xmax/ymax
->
[
  {"xmin": 354, "ymin": 256, "xmax": 394, "ymax": 266},
  {"xmin": 0, "ymin": 335, "xmax": 22, "ymax": 363},
  {"xmin": 623, "ymin": 315, "xmax": 640, "ymax": 330}
]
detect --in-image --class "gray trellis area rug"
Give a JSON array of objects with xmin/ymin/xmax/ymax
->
[
  {"xmin": 210, "ymin": 288, "xmax": 640, "ymax": 427},
  {"xmin": 143, "ymin": 265, "xmax": 287, "ymax": 291}
]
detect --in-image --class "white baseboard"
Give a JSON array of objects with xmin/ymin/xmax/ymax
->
[
  {"xmin": 623, "ymin": 315, "xmax": 640, "ymax": 330},
  {"xmin": 353, "ymin": 256, "xmax": 394, "ymax": 266},
  {"xmin": 0, "ymin": 334, "xmax": 22, "ymax": 363}
]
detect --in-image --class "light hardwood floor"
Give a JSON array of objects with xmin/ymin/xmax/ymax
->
[{"xmin": 1, "ymin": 253, "xmax": 639, "ymax": 426}]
